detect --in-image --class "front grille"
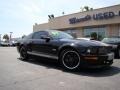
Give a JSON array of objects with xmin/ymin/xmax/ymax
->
[
  {"xmin": 98, "ymin": 47, "xmax": 112, "ymax": 55},
  {"xmin": 87, "ymin": 46, "xmax": 112, "ymax": 55}
]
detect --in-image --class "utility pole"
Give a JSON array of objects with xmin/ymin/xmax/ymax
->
[
  {"xmin": 0, "ymin": 34, "xmax": 2, "ymax": 41},
  {"xmin": 9, "ymin": 32, "xmax": 13, "ymax": 42},
  {"xmin": 0, "ymin": 34, "xmax": 1, "ymax": 42},
  {"xmin": 0, "ymin": 34, "xmax": 1, "ymax": 46}
]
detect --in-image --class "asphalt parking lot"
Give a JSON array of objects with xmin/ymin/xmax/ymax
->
[{"xmin": 0, "ymin": 47, "xmax": 120, "ymax": 90}]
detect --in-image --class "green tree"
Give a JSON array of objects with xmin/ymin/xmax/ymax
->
[
  {"xmin": 22, "ymin": 35, "xmax": 26, "ymax": 39},
  {"xmin": 90, "ymin": 32, "xmax": 97, "ymax": 40},
  {"xmin": 3, "ymin": 34, "xmax": 9, "ymax": 41}
]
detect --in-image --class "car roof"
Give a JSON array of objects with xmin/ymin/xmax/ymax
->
[{"xmin": 34, "ymin": 30, "xmax": 59, "ymax": 33}]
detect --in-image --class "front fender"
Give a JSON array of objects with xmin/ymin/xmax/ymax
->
[{"xmin": 58, "ymin": 43, "xmax": 84, "ymax": 56}]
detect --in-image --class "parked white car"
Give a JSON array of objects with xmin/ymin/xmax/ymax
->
[{"xmin": 1, "ymin": 41, "xmax": 10, "ymax": 46}]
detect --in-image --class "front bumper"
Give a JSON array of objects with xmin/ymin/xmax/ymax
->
[{"xmin": 80, "ymin": 53, "xmax": 114, "ymax": 68}]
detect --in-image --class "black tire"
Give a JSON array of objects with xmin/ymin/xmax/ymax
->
[
  {"xmin": 59, "ymin": 49, "xmax": 81, "ymax": 70},
  {"xmin": 118, "ymin": 49, "xmax": 120, "ymax": 58},
  {"xmin": 20, "ymin": 46, "xmax": 28, "ymax": 60}
]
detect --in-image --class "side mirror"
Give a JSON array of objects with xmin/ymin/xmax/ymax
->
[{"xmin": 41, "ymin": 36, "xmax": 50, "ymax": 42}]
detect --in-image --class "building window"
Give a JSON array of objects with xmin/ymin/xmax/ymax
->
[
  {"xmin": 84, "ymin": 26, "xmax": 106, "ymax": 40},
  {"xmin": 63, "ymin": 30, "xmax": 77, "ymax": 38}
]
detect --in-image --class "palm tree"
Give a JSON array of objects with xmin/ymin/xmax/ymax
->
[
  {"xmin": 80, "ymin": 6, "xmax": 93, "ymax": 12},
  {"xmin": 22, "ymin": 35, "xmax": 26, "ymax": 39},
  {"xmin": 3, "ymin": 34, "xmax": 9, "ymax": 42},
  {"xmin": 84, "ymin": 6, "xmax": 89, "ymax": 11}
]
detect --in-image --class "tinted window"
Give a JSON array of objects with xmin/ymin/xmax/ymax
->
[
  {"xmin": 49, "ymin": 31, "xmax": 73, "ymax": 39},
  {"xmin": 33, "ymin": 31, "xmax": 48, "ymax": 39}
]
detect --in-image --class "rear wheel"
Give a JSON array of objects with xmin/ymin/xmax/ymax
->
[
  {"xmin": 60, "ymin": 49, "xmax": 81, "ymax": 70},
  {"xmin": 118, "ymin": 49, "xmax": 120, "ymax": 58},
  {"xmin": 20, "ymin": 47, "xmax": 28, "ymax": 60}
]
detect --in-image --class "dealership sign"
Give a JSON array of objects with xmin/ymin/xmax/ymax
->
[{"xmin": 69, "ymin": 11, "xmax": 120, "ymax": 24}]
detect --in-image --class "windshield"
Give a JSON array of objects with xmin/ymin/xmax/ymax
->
[
  {"xmin": 102, "ymin": 37, "xmax": 120, "ymax": 43},
  {"xmin": 49, "ymin": 31, "xmax": 73, "ymax": 39}
]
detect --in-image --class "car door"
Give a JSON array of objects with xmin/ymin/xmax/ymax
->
[
  {"xmin": 31, "ymin": 31, "xmax": 49, "ymax": 54},
  {"xmin": 31, "ymin": 31, "xmax": 59, "ymax": 58},
  {"xmin": 41, "ymin": 38, "xmax": 60, "ymax": 56}
]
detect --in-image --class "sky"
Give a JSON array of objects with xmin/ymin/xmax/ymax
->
[{"xmin": 0, "ymin": 0, "xmax": 120, "ymax": 38}]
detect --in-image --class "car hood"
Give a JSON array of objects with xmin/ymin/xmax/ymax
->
[
  {"xmin": 60, "ymin": 39, "xmax": 109, "ymax": 47},
  {"xmin": 102, "ymin": 42, "xmax": 120, "ymax": 45}
]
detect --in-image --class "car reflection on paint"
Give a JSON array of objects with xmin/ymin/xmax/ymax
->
[
  {"xmin": 16, "ymin": 30, "xmax": 114, "ymax": 70},
  {"xmin": 77, "ymin": 37, "xmax": 90, "ymax": 41}
]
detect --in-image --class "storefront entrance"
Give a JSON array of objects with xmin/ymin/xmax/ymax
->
[{"xmin": 84, "ymin": 26, "xmax": 107, "ymax": 40}]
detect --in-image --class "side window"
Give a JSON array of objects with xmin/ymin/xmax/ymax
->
[
  {"xmin": 33, "ymin": 33, "xmax": 40, "ymax": 39},
  {"xmin": 33, "ymin": 31, "xmax": 48, "ymax": 39}
]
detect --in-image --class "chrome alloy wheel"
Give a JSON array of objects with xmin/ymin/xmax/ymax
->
[{"xmin": 62, "ymin": 51, "xmax": 80, "ymax": 70}]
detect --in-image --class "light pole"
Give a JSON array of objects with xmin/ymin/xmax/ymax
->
[
  {"xmin": 9, "ymin": 32, "xmax": 13, "ymax": 42},
  {"xmin": 0, "ymin": 34, "xmax": 1, "ymax": 42}
]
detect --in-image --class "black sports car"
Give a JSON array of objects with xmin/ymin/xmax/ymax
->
[
  {"xmin": 102, "ymin": 36, "xmax": 120, "ymax": 58},
  {"xmin": 16, "ymin": 30, "xmax": 114, "ymax": 70}
]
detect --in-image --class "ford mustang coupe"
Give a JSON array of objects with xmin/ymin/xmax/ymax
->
[{"xmin": 16, "ymin": 30, "xmax": 114, "ymax": 70}]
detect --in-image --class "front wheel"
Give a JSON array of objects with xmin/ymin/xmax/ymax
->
[
  {"xmin": 20, "ymin": 47, "xmax": 28, "ymax": 60},
  {"xmin": 60, "ymin": 49, "xmax": 81, "ymax": 70},
  {"xmin": 118, "ymin": 49, "xmax": 120, "ymax": 58}
]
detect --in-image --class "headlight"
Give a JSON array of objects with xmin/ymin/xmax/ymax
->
[
  {"xmin": 86, "ymin": 47, "xmax": 98, "ymax": 54},
  {"xmin": 87, "ymin": 49, "xmax": 91, "ymax": 53},
  {"xmin": 112, "ymin": 45, "xmax": 117, "ymax": 49}
]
